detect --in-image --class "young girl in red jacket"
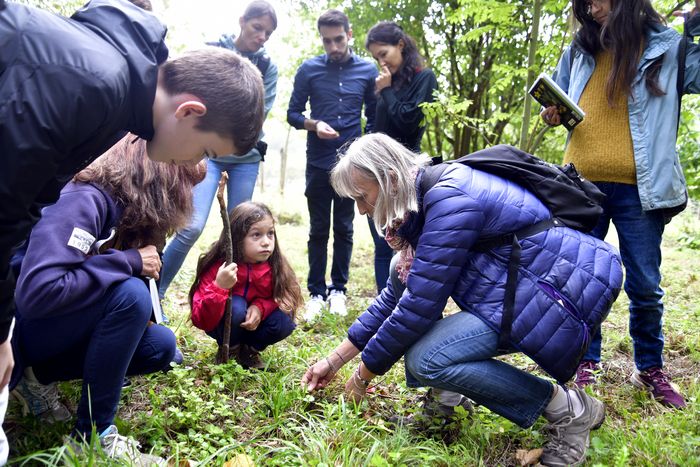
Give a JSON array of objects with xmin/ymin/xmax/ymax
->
[{"xmin": 189, "ymin": 202, "xmax": 303, "ymax": 368}]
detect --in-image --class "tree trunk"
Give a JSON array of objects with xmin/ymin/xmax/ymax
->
[
  {"xmin": 280, "ymin": 126, "xmax": 291, "ymax": 195},
  {"xmin": 519, "ymin": 0, "xmax": 542, "ymax": 150}
]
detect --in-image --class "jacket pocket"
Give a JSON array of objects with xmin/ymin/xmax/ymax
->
[{"xmin": 511, "ymin": 271, "xmax": 591, "ymax": 383}]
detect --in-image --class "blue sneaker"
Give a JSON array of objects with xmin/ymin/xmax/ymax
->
[{"xmin": 11, "ymin": 367, "xmax": 71, "ymax": 422}]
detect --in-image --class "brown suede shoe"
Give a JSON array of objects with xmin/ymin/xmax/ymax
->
[{"xmin": 236, "ymin": 344, "xmax": 266, "ymax": 370}]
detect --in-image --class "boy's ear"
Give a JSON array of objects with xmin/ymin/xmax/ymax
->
[{"xmin": 174, "ymin": 97, "xmax": 207, "ymax": 120}]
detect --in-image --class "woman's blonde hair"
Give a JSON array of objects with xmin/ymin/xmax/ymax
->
[{"xmin": 331, "ymin": 133, "xmax": 432, "ymax": 232}]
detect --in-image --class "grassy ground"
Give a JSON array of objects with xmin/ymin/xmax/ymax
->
[{"xmin": 6, "ymin": 184, "xmax": 700, "ymax": 466}]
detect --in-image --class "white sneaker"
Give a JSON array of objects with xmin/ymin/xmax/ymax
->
[
  {"xmin": 303, "ymin": 295, "xmax": 326, "ymax": 322},
  {"xmin": 99, "ymin": 425, "xmax": 165, "ymax": 466},
  {"xmin": 328, "ymin": 290, "xmax": 348, "ymax": 316}
]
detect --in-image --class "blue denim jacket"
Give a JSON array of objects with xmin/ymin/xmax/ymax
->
[
  {"xmin": 553, "ymin": 19, "xmax": 700, "ymax": 211},
  {"xmin": 209, "ymin": 34, "xmax": 278, "ymax": 164}
]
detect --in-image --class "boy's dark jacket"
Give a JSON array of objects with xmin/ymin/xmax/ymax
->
[{"xmin": 0, "ymin": 0, "xmax": 168, "ymax": 341}]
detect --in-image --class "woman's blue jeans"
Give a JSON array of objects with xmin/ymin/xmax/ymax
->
[
  {"xmin": 15, "ymin": 277, "xmax": 176, "ymax": 435},
  {"xmin": 405, "ymin": 312, "xmax": 554, "ymax": 428},
  {"xmin": 390, "ymin": 256, "xmax": 553, "ymax": 428},
  {"xmin": 584, "ymin": 183, "xmax": 666, "ymax": 371},
  {"xmin": 159, "ymin": 159, "xmax": 260, "ymax": 297}
]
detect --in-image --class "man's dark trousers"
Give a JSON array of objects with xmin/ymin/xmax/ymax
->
[{"xmin": 305, "ymin": 166, "xmax": 354, "ymax": 298}]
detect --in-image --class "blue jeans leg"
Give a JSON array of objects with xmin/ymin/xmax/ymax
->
[
  {"xmin": 584, "ymin": 183, "xmax": 665, "ymax": 370},
  {"xmin": 241, "ymin": 309, "xmax": 296, "ymax": 351},
  {"xmin": 206, "ymin": 295, "xmax": 248, "ymax": 347},
  {"xmin": 125, "ymin": 324, "xmax": 177, "ymax": 375},
  {"xmin": 159, "ymin": 161, "xmax": 221, "ymax": 297},
  {"xmin": 223, "ymin": 160, "xmax": 259, "ymax": 209},
  {"xmin": 368, "ymin": 218, "xmax": 393, "ymax": 294},
  {"xmin": 159, "ymin": 159, "xmax": 259, "ymax": 297},
  {"xmin": 405, "ymin": 311, "xmax": 553, "ymax": 428},
  {"xmin": 17, "ymin": 278, "xmax": 155, "ymax": 434}
]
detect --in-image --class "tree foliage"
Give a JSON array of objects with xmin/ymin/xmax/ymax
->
[
  {"xmin": 288, "ymin": 0, "xmax": 698, "ymax": 195},
  {"xmin": 18, "ymin": 0, "xmax": 699, "ymax": 197},
  {"xmin": 11, "ymin": 0, "xmax": 83, "ymax": 16}
]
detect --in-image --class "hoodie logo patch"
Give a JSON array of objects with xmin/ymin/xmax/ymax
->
[{"xmin": 67, "ymin": 227, "xmax": 96, "ymax": 254}]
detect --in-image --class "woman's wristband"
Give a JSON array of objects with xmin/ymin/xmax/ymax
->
[
  {"xmin": 334, "ymin": 349, "xmax": 347, "ymax": 365},
  {"xmin": 354, "ymin": 364, "xmax": 371, "ymax": 388},
  {"xmin": 326, "ymin": 356, "xmax": 338, "ymax": 374}
]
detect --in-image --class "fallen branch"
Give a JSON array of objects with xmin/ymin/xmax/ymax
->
[{"xmin": 215, "ymin": 173, "xmax": 234, "ymax": 364}]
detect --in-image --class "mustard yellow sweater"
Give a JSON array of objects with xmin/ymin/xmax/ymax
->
[{"xmin": 564, "ymin": 50, "xmax": 636, "ymax": 184}]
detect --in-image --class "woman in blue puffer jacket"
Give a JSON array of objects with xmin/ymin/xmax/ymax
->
[{"xmin": 303, "ymin": 133, "xmax": 623, "ymax": 467}]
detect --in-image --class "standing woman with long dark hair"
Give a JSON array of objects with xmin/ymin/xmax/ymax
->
[
  {"xmin": 158, "ymin": 0, "xmax": 279, "ymax": 300},
  {"xmin": 364, "ymin": 21, "xmax": 438, "ymax": 294},
  {"xmin": 541, "ymin": 0, "xmax": 699, "ymax": 408}
]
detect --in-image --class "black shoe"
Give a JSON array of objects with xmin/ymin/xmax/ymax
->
[{"xmin": 236, "ymin": 344, "xmax": 266, "ymax": 370}]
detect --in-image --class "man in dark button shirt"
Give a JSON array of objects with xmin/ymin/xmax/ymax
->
[{"xmin": 287, "ymin": 9, "xmax": 377, "ymax": 321}]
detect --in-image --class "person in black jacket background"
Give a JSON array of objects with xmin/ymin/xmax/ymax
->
[
  {"xmin": 0, "ymin": 0, "xmax": 265, "ymax": 412},
  {"xmin": 363, "ymin": 21, "xmax": 439, "ymax": 293}
]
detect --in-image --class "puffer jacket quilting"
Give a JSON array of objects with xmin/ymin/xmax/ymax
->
[{"xmin": 348, "ymin": 163, "xmax": 623, "ymax": 379}]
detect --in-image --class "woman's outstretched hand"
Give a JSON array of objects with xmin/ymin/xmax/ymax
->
[
  {"xmin": 344, "ymin": 371, "xmax": 367, "ymax": 404},
  {"xmin": 301, "ymin": 359, "xmax": 336, "ymax": 392}
]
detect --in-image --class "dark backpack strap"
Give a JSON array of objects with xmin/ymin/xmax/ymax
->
[
  {"xmin": 569, "ymin": 45, "xmax": 576, "ymax": 72},
  {"xmin": 473, "ymin": 218, "xmax": 559, "ymax": 251},
  {"xmin": 475, "ymin": 218, "xmax": 560, "ymax": 351},
  {"xmin": 255, "ymin": 54, "xmax": 271, "ymax": 77},
  {"xmin": 420, "ymin": 163, "xmax": 450, "ymax": 195},
  {"xmin": 499, "ymin": 235, "xmax": 521, "ymax": 351}
]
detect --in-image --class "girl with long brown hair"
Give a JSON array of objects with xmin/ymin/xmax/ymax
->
[
  {"xmin": 541, "ymin": 0, "xmax": 699, "ymax": 408},
  {"xmin": 9, "ymin": 135, "xmax": 204, "ymax": 462},
  {"xmin": 158, "ymin": 0, "xmax": 280, "ymax": 300},
  {"xmin": 190, "ymin": 202, "xmax": 302, "ymax": 369}
]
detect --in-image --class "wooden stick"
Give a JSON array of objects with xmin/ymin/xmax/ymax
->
[{"xmin": 215, "ymin": 173, "xmax": 234, "ymax": 364}]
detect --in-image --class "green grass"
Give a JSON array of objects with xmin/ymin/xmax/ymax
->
[{"xmin": 6, "ymin": 188, "xmax": 700, "ymax": 466}]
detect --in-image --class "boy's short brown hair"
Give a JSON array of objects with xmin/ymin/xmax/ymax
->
[{"xmin": 159, "ymin": 48, "xmax": 264, "ymax": 155}]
